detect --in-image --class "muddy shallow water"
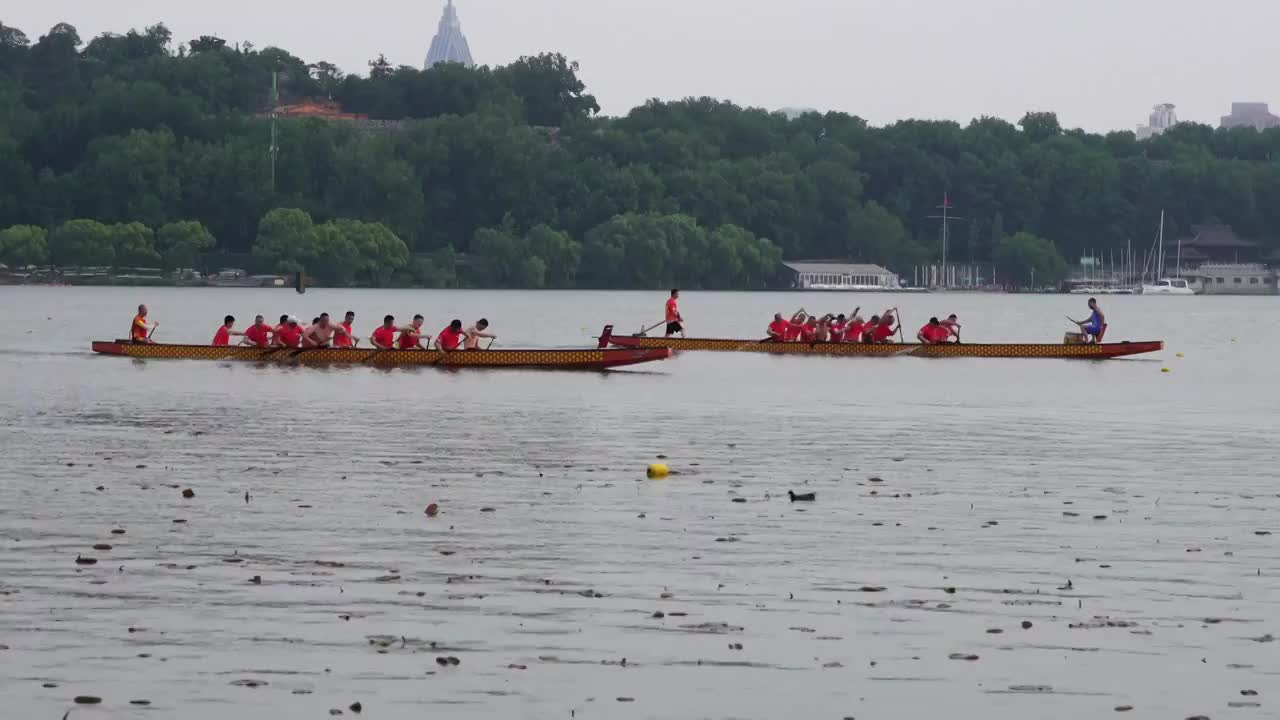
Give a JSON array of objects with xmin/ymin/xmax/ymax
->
[{"xmin": 1, "ymin": 287, "xmax": 1277, "ymax": 719}]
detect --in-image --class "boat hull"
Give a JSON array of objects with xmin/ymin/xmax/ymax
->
[
  {"xmin": 603, "ymin": 334, "xmax": 1162, "ymax": 359},
  {"xmin": 91, "ymin": 341, "xmax": 673, "ymax": 370}
]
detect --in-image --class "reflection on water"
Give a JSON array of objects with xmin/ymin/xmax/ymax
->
[{"xmin": 1, "ymin": 287, "xmax": 1277, "ymax": 719}]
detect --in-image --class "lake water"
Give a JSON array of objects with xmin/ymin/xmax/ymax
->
[{"xmin": 1, "ymin": 287, "xmax": 1277, "ymax": 719}]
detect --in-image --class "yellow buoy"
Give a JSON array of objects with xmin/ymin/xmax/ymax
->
[
  {"xmin": 647, "ymin": 463, "xmax": 669, "ymax": 479},
  {"xmin": 1161, "ymin": 367, "xmax": 1170, "ymax": 373},
  {"xmin": 1176, "ymin": 352, "xmax": 1184, "ymax": 358}
]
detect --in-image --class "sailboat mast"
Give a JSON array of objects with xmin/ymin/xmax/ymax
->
[{"xmin": 1157, "ymin": 210, "xmax": 1165, "ymax": 278}]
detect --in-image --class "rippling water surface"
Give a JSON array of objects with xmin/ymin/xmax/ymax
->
[{"xmin": 1, "ymin": 287, "xmax": 1278, "ymax": 719}]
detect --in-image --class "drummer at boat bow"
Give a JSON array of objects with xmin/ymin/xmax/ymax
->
[
  {"xmin": 212, "ymin": 315, "xmax": 246, "ymax": 346},
  {"xmin": 463, "ymin": 319, "xmax": 495, "ymax": 349},
  {"xmin": 130, "ymin": 304, "xmax": 156, "ymax": 344},
  {"xmin": 301, "ymin": 313, "xmax": 351, "ymax": 348}
]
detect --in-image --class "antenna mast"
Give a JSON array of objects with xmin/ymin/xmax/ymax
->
[{"xmin": 926, "ymin": 193, "xmax": 965, "ymax": 288}]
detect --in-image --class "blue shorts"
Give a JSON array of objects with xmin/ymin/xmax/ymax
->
[{"xmin": 1084, "ymin": 324, "xmax": 1102, "ymax": 336}]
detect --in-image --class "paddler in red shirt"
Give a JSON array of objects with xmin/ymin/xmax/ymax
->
[
  {"xmin": 940, "ymin": 313, "xmax": 961, "ymax": 342},
  {"xmin": 784, "ymin": 310, "xmax": 807, "ymax": 342},
  {"xmin": 435, "ymin": 319, "xmax": 465, "ymax": 351},
  {"xmin": 130, "ymin": 304, "xmax": 156, "ymax": 344},
  {"xmin": 334, "ymin": 311, "xmax": 357, "ymax": 348},
  {"xmin": 212, "ymin": 315, "xmax": 245, "ymax": 346},
  {"xmin": 869, "ymin": 312, "xmax": 898, "ymax": 343},
  {"xmin": 397, "ymin": 315, "xmax": 426, "ymax": 349},
  {"xmin": 828, "ymin": 314, "xmax": 848, "ymax": 342},
  {"xmin": 845, "ymin": 314, "xmax": 866, "ymax": 343},
  {"xmin": 798, "ymin": 315, "xmax": 820, "ymax": 343},
  {"xmin": 766, "ymin": 313, "xmax": 790, "ymax": 341},
  {"xmin": 241, "ymin": 315, "xmax": 272, "ymax": 347},
  {"xmin": 273, "ymin": 315, "xmax": 305, "ymax": 347},
  {"xmin": 917, "ymin": 317, "xmax": 950, "ymax": 344},
  {"xmin": 369, "ymin": 315, "xmax": 398, "ymax": 349},
  {"xmin": 664, "ymin": 289, "xmax": 685, "ymax": 338}
]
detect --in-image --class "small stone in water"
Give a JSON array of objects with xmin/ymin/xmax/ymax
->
[
  {"xmin": 652, "ymin": 611, "xmax": 665, "ymax": 619},
  {"xmin": 111, "ymin": 529, "xmax": 125, "ymax": 534},
  {"xmin": 92, "ymin": 543, "xmax": 112, "ymax": 550},
  {"xmin": 74, "ymin": 696, "xmax": 102, "ymax": 704},
  {"xmin": 182, "ymin": 488, "xmax": 195, "ymax": 498},
  {"xmin": 349, "ymin": 701, "xmax": 362, "ymax": 713},
  {"xmin": 1022, "ymin": 621, "xmax": 1033, "ymax": 629}
]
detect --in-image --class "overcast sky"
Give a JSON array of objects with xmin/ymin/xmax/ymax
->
[{"xmin": 8, "ymin": 0, "xmax": 1278, "ymax": 131}]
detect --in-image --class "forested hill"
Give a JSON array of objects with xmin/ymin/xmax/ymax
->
[{"xmin": 2, "ymin": 21, "xmax": 1279, "ymax": 288}]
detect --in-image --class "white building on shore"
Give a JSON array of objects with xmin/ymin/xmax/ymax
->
[{"xmin": 1137, "ymin": 103, "xmax": 1178, "ymax": 140}]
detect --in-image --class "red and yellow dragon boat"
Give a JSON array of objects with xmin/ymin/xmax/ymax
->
[
  {"xmin": 597, "ymin": 326, "xmax": 1162, "ymax": 360},
  {"xmin": 91, "ymin": 340, "xmax": 672, "ymax": 370}
]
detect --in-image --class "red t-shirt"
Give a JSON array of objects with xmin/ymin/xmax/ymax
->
[
  {"xmin": 846, "ymin": 321, "xmax": 865, "ymax": 342},
  {"xmin": 665, "ymin": 297, "xmax": 679, "ymax": 323},
  {"xmin": 244, "ymin": 324, "xmax": 271, "ymax": 347},
  {"xmin": 931, "ymin": 325, "xmax": 951, "ymax": 343},
  {"xmin": 871, "ymin": 323, "xmax": 895, "ymax": 342},
  {"xmin": 371, "ymin": 326, "xmax": 397, "ymax": 348},
  {"xmin": 275, "ymin": 324, "xmax": 304, "ymax": 347},
  {"xmin": 829, "ymin": 321, "xmax": 846, "ymax": 342},
  {"xmin": 767, "ymin": 319, "xmax": 790, "ymax": 339},
  {"xmin": 334, "ymin": 321, "xmax": 354, "ymax": 347},
  {"xmin": 799, "ymin": 325, "xmax": 817, "ymax": 342},
  {"xmin": 396, "ymin": 328, "xmax": 421, "ymax": 349},
  {"xmin": 785, "ymin": 321, "xmax": 803, "ymax": 342},
  {"xmin": 437, "ymin": 326, "xmax": 464, "ymax": 350},
  {"xmin": 212, "ymin": 326, "xmax": 231, "ymax": 346}
]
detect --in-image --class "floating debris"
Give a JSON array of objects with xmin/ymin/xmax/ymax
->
[
  {"xmin": 788, "ymin": 491, "xmax": 816, "ymax": 502},
  {"xmin": 947, "ymin": 653, "xmax": 980, "ymax": 661},
  {"xmin": 181, "ymin": 488, "xmax": 194, "ymax": 498},
  {"xmin": 348, "ymin": 701, "xmax": 362, "ymax": 713},
  {"xmin": 75, "ymin": 555, "xmax": 97, "ymax": 565},
  {"xmin": 73, "ymin": 696, "xmax": 102, "ymax": 704},
  {"xmin": 425, "ymin": 503, "xmax": 439, "ymax": 517}
]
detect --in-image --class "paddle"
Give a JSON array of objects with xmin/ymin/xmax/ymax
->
[
  {"xmin": 638, "ymin": 320, "xmax": 665, "ymax": 336},
  {"xmin": 485, "ymin": 338, "xmax": 496, "ymax": 350},
  {"xmin": 147, "ymin": 323, "xmax": 158, "ymax": 340},
  {"xmin": 893, "ymin": 307, "xmax": 905, "ymax": 343}
]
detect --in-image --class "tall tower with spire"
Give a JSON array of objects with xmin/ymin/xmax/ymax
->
[{"xmin": 424, "ymin": 0, "xmax": 475, "ymax": 69}]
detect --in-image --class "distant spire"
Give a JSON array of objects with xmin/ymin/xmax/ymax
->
[{"xmin": 424, "ymin": 0, "xmax": 474, "ymax": 69}]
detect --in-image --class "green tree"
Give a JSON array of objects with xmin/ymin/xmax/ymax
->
[
  {"xmin": 525, "ymin": 224, "xmax": 580, "ymax": 286},
  {"xmin": 156, "ymin": 221, "xmax": 215, "ymax": 269},
  {"xmin": 253, "ymin": 208, "xmax": 317, "ymax": 272},
  {"xmin": 1019, "ymin": 111, "xmax": 1062, "ymax": 143},
  {"xmin": 109, "ymin": 221, "xmax": 159, "ymax": 267},
  {"xmin": 496, "ymin": 53, "xmax": 599, "ymax": 127},
  {"xmin": 993, "ymin": 231, "xmax": 1068, "ymax": 287},
  {"xmin": 0, "ymin": 225, "xmax": 49, "ymax": 266},
  {"xmin": 49, "ymin": 219, "xmax": 114, "ymax": 267}
]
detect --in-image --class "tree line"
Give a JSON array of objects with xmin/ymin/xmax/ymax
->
[{"xmin": 2, "ymin": 20, "xmax": 1279, "ymax": 288}]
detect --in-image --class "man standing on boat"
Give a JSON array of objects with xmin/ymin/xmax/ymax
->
[
  {"xmin": 463, "ymin": 319, "xmax": 496, "ymax": 349},
  {"xmin": 130, "ymin": 304, "xmax": 156, "ymax": 344},
  {"xmin": 664, "ymin": 289, "xmax": 685, "ymax": 338},
  {"xmin": 1070, "ymin": 298, "xmax": 1106, "ymax": 343}
]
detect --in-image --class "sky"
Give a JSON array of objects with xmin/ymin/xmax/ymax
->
[{"xmin": 6, "ymin": 0, "xmax": 1279, "ymax": 132}]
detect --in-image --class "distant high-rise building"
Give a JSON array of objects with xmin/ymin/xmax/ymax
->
[
  {"xmin": 424, "ymin": 0, "xmax": 474, "ymax": 70},
  {"xmin": 1220, "ymin": 102, "xmax": 1280, "ymax": 131},
  {"xmin": 1136, "ymin": 103, "xmax": 1177, "ymax": 140}
]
